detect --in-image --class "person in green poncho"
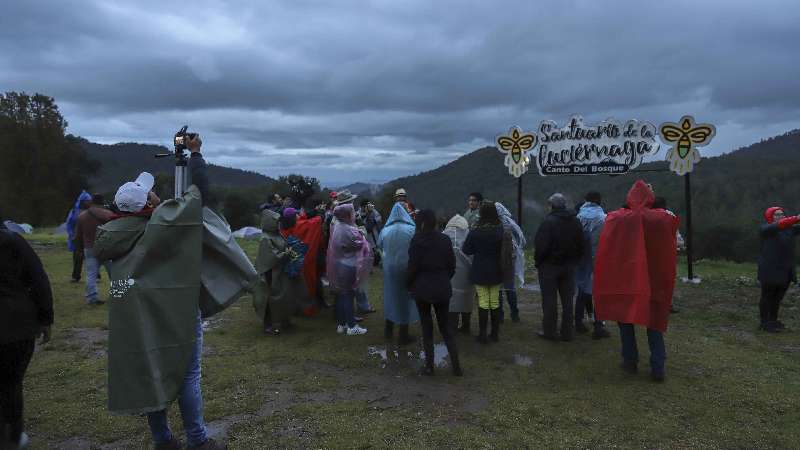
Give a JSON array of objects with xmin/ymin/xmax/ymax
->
[
  {"xmin": 94, "ymin": 134, "xmax": 229, "ymax": 450},
  {"xmin": 255, "ymin": 208, "xmax": 305, "ymax": 335}
]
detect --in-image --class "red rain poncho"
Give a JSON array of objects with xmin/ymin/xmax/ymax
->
[
  {"xmin": 593, "ymin": 180, "xmax": 679, "ymax": 332},
  {"xmin": 326, "ymin": 204, "xmax": 372, "ymax": 291},
  {"xmin": 280, "ymin": 212, "xmax": 323, "ymax": 299}
]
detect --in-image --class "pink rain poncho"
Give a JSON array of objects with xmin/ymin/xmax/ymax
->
[{"xmin": 326, "ymin": 204, "xmax": 373, "ymax": 291}]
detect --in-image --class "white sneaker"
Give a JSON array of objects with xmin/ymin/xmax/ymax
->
[
  {"xmin": 347, "ymin": 325, "xmax": 368, "ymax": 335},
  {"xmin": 336, "ymin": 325, "xmax": 346, "ymax": 334}
]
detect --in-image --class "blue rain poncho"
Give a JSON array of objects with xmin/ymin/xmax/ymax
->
[
  {"xmin": 495, "ymin": 203, "xmax": 526, "ymax": 289},
  {"xmin": 575, "ymin": 202, "xmax": 606, "ymax": 294},
  {"xmin": 66, "ymin": 190, "xmax": 91, "ymax": 251},
  {"xmin": 377, "ymin": 203, "xmax": 419, "ymax": 325}
]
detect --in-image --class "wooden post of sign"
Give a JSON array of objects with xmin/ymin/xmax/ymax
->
[
  {"xmin": 517, "ymin": 176, "xmax": 523, "ymax": 228},
  {"xmin": 684, "ymin": 172, "xmax": 694, "ymax": 280}
]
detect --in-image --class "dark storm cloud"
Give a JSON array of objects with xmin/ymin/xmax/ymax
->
[{"xmin": 2, "ymin": 0, "xmax": 799, "ymax": 185}]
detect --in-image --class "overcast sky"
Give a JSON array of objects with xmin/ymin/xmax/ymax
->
[{"xmin": 2, "ymin": 0, "xmax": 799, "ymax": 186}]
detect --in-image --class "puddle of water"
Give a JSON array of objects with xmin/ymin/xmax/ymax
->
[
  {"xmin": 513, "ymin": 354, "xmax": 534, "ymax": 367},
  {"xmin": 420, "ymin": 342, "xmax": 450, "ymax": 368},
  {"xmin": 369, "ymin": 343, "xmax": 451, "ymax": 369}
]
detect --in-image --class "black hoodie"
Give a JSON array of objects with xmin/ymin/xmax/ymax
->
[{"xmin": 534, "ymin": 209, "xmax": 585, "ymax": 267}]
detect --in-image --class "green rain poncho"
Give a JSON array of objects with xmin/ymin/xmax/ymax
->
[
  {"xmin": 253, "ymin": 209, "xmax": 304, "ymax": 325},
  {"xmin": 94, "ymin": 186, "xmax": 259, "ymax": 415}
]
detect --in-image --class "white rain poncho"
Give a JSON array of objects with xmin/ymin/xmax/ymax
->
[
  {"xmin": 443, "ymin": 215, "xmax": 475, "ymax": 313},
  {"xmin": 495, "ymin": 202, "xmax": 526, "ymax": 288}
]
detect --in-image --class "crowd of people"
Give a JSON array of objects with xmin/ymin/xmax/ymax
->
[{"xmin": 1, "ymin": 131, "xmax": 798, "ymax": 448}]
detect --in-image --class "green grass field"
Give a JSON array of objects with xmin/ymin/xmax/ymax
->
[{"xmin": 17, "ymin": 231, "xmax": 800, "ymax": 449}]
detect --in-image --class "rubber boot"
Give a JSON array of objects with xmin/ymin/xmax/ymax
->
[
  {"xmin": 448, "ymin": 312, "xmax": 460, "ymax": 337},
  {"xmin": 384, "ymin": 320, "xmax": 394, "ymax": 339},
  {"xmin": 448, "ymin": 345, "xmax": 463, "ymax": 377},
  {"xmin": 458, "ymin": 313, "xmax": 471, "ymax": 334},
  {"xmin": 398, "ymin": 324, "xmax": 416, "ymax": 346},
  {"xmin": 489, "ymin": 308, "xmax": 501, "ymax": 342},
  {"xmin": 419, "ymin": 339, "xmax": 434, "ymax": 376},
  {"xmin": 476, "ymin": 308, "xmax": 489, "ymax": 344}
]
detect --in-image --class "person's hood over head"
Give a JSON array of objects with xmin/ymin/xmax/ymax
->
[
  {"xmin": 625, "ymin": 180, "xmax": 655, "ymax": 211},
  {"xmin": 765, "ymin": 206, "xmax": 783, "ymax": 224},
  {"xmin": 334, "ymin": 203, "xmax": 356, "ymax": 225},
  {"xmin": 261, "ymin": 209, "xmax": 280, "ymax": 233},
  {"xmin": 445, "ymin": 214, "xmax": 469, "ymax": 230},
  {"xmin": 386, "ymin": 202, "xmax": 414, "ymax": 227}
]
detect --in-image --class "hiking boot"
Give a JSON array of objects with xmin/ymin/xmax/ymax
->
[
  {"xmin": 477, "ymin": 308, "xmax": 489, "ymax": 344},
  {"xmin": 511, "ymin": 312, "xmax": 521, "ymax": 323},
  {"xmin": 155, "ymin": 438, "xmax": 183, "ymax": 450},
  {"xmin": 188, "ymin": 438, "xmax": 227, "ymax": 450},
  {"xmin": 764, "ymin": 321, "xmax": 781, "ymax": 333},
  {"xmin": 575, "ymin": 323, "xmax": 590, "ymax": 334},
  {"xmin": 775, "ymin": 320, "xmax": 786, "ymax": 330},
  {"xmin": 621, "ymin": 361, "xmax": 638, "ymax": 374},
  {"xmin": 537, "ymin": 331, "xmax": 558, "ymax": 342},
  {"xmin": 347, "ymin": 325, "xmax": 368, "ymax": 335},
  {"xmin": 489, "ymin": 309, "xmax": 500, "ymax": 342}
]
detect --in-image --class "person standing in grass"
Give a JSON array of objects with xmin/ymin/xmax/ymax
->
[
  {"xmin": 593, "ymin": 180, "xmax": 679, "ymax": 382},
  {"xmin": 534, "ymin": 193, "xmax": 585, "ymax": 342},
  {"xmin": 66, "ymin": 190, "xmax": 91, "ymax": 283},
  {"xmin": 757, "ymin": 206, "xmax": 800, "ymax": 332},
  {"xmin": 464, "ymin": 192, "xmax": 483, "ymax": 229},
  {"xmin": 495, "ymin": 202, "xmax": 525, "ymax": 323},
  {"xmin": 443, "ymin": 215, "xmax": 475, "ymax": 335},
  {"xmin": 407, "ymin": 209, "xmax": 462, "ymax": 376},
  {"xmin": 378, "ymin": 202, "xmax": 420, "ymax": 344},
  {"xmin": 0, "ymin": 217, "xmax": 53, "ymax": 449},
  {"xmin": 575, "ymin": 191, "xmax": 611, "ymax": 339},
  {"xmin": 74, "ymin": 193, "xmax": 114, "ymax": 305},
  {"xmin": 327, "ymin": 203, "xmax": 371, "ymax": 336},
  {"xmin": 462, "ymin": 201, "xmax": 512, "ymax": 344}
]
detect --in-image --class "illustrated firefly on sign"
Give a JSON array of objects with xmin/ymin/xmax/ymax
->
[
  {"xmin": 659, "ymin": 116, "xmax": 716, "ymax": 176},
  {"xmin": 496, "ymin": 126, "xmax": 537, "ymax": 178}
]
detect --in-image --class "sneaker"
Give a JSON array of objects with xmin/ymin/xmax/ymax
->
[
  {"xmin": 775, "ymin": 320, "xmax": 786, "ymax": 330},
  {"xmin": 87, "ymin": 299, "xmax": 106, "ymax": 306},
  {"xmin": 188, "ymin": 438, "xmax": 227, "ymax": 450},
  {"xmin": 511, "ymin": 313, "xmax": 521, "ymax": 323},
  {"xmin": 347, "ymin": 325, "xmax": 368, "ymax": 335},
  {"xmin": 336, "ymin": 325, "xmax": 347, "ymax": 334},
  {"xmin": 155, "ymin": 438, "xmax": 183, "ymax": 450},
  {"xmin": 536, "ymin": 331, "xmax": 558, "ymax": 342},
  {"xmin": 70, "ymin": 278, "xmax": 80, "ymax": 283},
  {"xmin": 592, "ymin": 328, "xmax": 611, "ymax": 340},
  {"xmin": 357, "ymin": 308, "xmax": 377, "ymax": 315},
  {"xmin": 764, "ymin": 322, "xmax": 781, "ymax": 333},
  {"xmin": 575, "ymin": 323, "xmax": 590, "ymax": 334},
  {"xmin": 263, "ymin": 326, "xmax": 280, "ymax": 336},
  {"xmin": 651, "ymin": 371, "xmax": 665, "ymax": 383},
  {"xmin": 355, "ymin": 316, "xmax": 364, "ymax": 323}
]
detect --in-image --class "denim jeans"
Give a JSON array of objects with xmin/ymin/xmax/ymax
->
[
  {"xmin": 84, "ymin": 248, "xmax": 111, "ymax": 303},
  {"xmin": 356, "ymin": 288, "xmax": 372, "ymax": 312},
  {"xmin": 336, "ymin": 290, "xmax": 356, "ymax": 328},
  {"xmin": 618, "ymin": 323, "xmax": 666, "ymax": 376},
  {"xmin": 498, "ymin": 287, "xmax": 519, "ymax": 319},
  {"xmin": 147, "ymin": 314, "xmax": 208, "ymax": 448}
]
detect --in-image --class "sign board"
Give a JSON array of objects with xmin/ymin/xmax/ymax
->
[
  {"xmin": 496, "ymin": 126, "xmax": 537, "ymax": 178},
  {"xmin": 534, "ymin": 115, "xmax": 659, "ymax": 176},
  {"xmin": 659, "ymin": 115, "xmax": 716, "ymax": 176}
]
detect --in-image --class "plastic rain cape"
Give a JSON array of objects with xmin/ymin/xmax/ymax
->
[
  {"xmin": 443, "ymin": 215, "xmax": 475, "ymax": 313},
  {"xmin": 94, "ymin": 187, "xmax": 259, "ymax": 415},
  {"xmin": 495, "ymin": 203, "xmax": 526, "ymax": 288},
  {"xmin": 592, "ymin": 181, "xmax": 679, "ymax": 332},
  {"xmin": 253, "ymin": 209, "xmax": 304, "ymax": 324},
  {"xmin": 326, "ymin": 204, "xmax": 372, "ymax": 291},
  {"xmin": 377, "ymin": 203, "xmax": 419, "ymax": 324},
  {"xmin": 66, "ymin": 190, "xmax": 91, "ymax": 251}
]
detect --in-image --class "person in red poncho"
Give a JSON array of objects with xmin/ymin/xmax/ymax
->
[
  {"xmin": 280, "ymin": 206, "xmax": 324, "ymax": 317},
  {"xmin": 757, "ymin": 206, "xmax": 800, "ymax": 333},
  {"xmin": 593, "ymin": 180, "xmax": 679, "ymax": 382}
]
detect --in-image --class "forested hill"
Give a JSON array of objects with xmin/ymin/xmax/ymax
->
[
  {"xmin": 81, "ymin": 139, "xmax": 274, "ymax": 193},
  {"xmin": 378, "ymin": 129, "xmax": 800, "ymax": 262}
]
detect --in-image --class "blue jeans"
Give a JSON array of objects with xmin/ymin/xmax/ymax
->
[
  {"xmin": 84, "ymin": 248, "xmax": 111, "ymax": 304},
  {"xmin": 147, "ymin": 315, "xmax": 208, "ymax": 447},
  {"xmin": 356, "ymin": 289, "xmax": 371, "ymax": 313},
  {"xmin": 618, "ymin": 323, "xmax": 666, "ymax": 376},
  {"xmin": 336, "ymin": 290, "xmax": 356, "ymax": 328}
]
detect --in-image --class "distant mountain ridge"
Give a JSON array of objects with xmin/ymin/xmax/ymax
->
[
  {"xmin": 377, "ymin": 129, "xmax": 800, "ymax": 262},
  {"xmin": 81, "ymin": 139, "xmax": 275, "ymax": 193},
  {"xmin": 336, "ymin": 182, "xmax": 384, "ymax": 199}
]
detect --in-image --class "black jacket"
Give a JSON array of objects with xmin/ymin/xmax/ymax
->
[
  {"xmin": 757, "ymin": 223, "xmax": 800, "ymax": 286},
  {"xmin": 188, "ymin": 153, "xmax": 210, "ymax": 206},
  {"xmin": 534, "ymin": 209, "xmax": 585, "ymax": 267},
  {"xmin": 0, "ymin": 228, "xmax": 54, "ymax": 344},
  {"xmin": 407, "ymin": 231, "xmax": 456, "ymax": 303},
  {"xmin": 463, "ymin": 225, "xmax": 507, "ymax": 286}
]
